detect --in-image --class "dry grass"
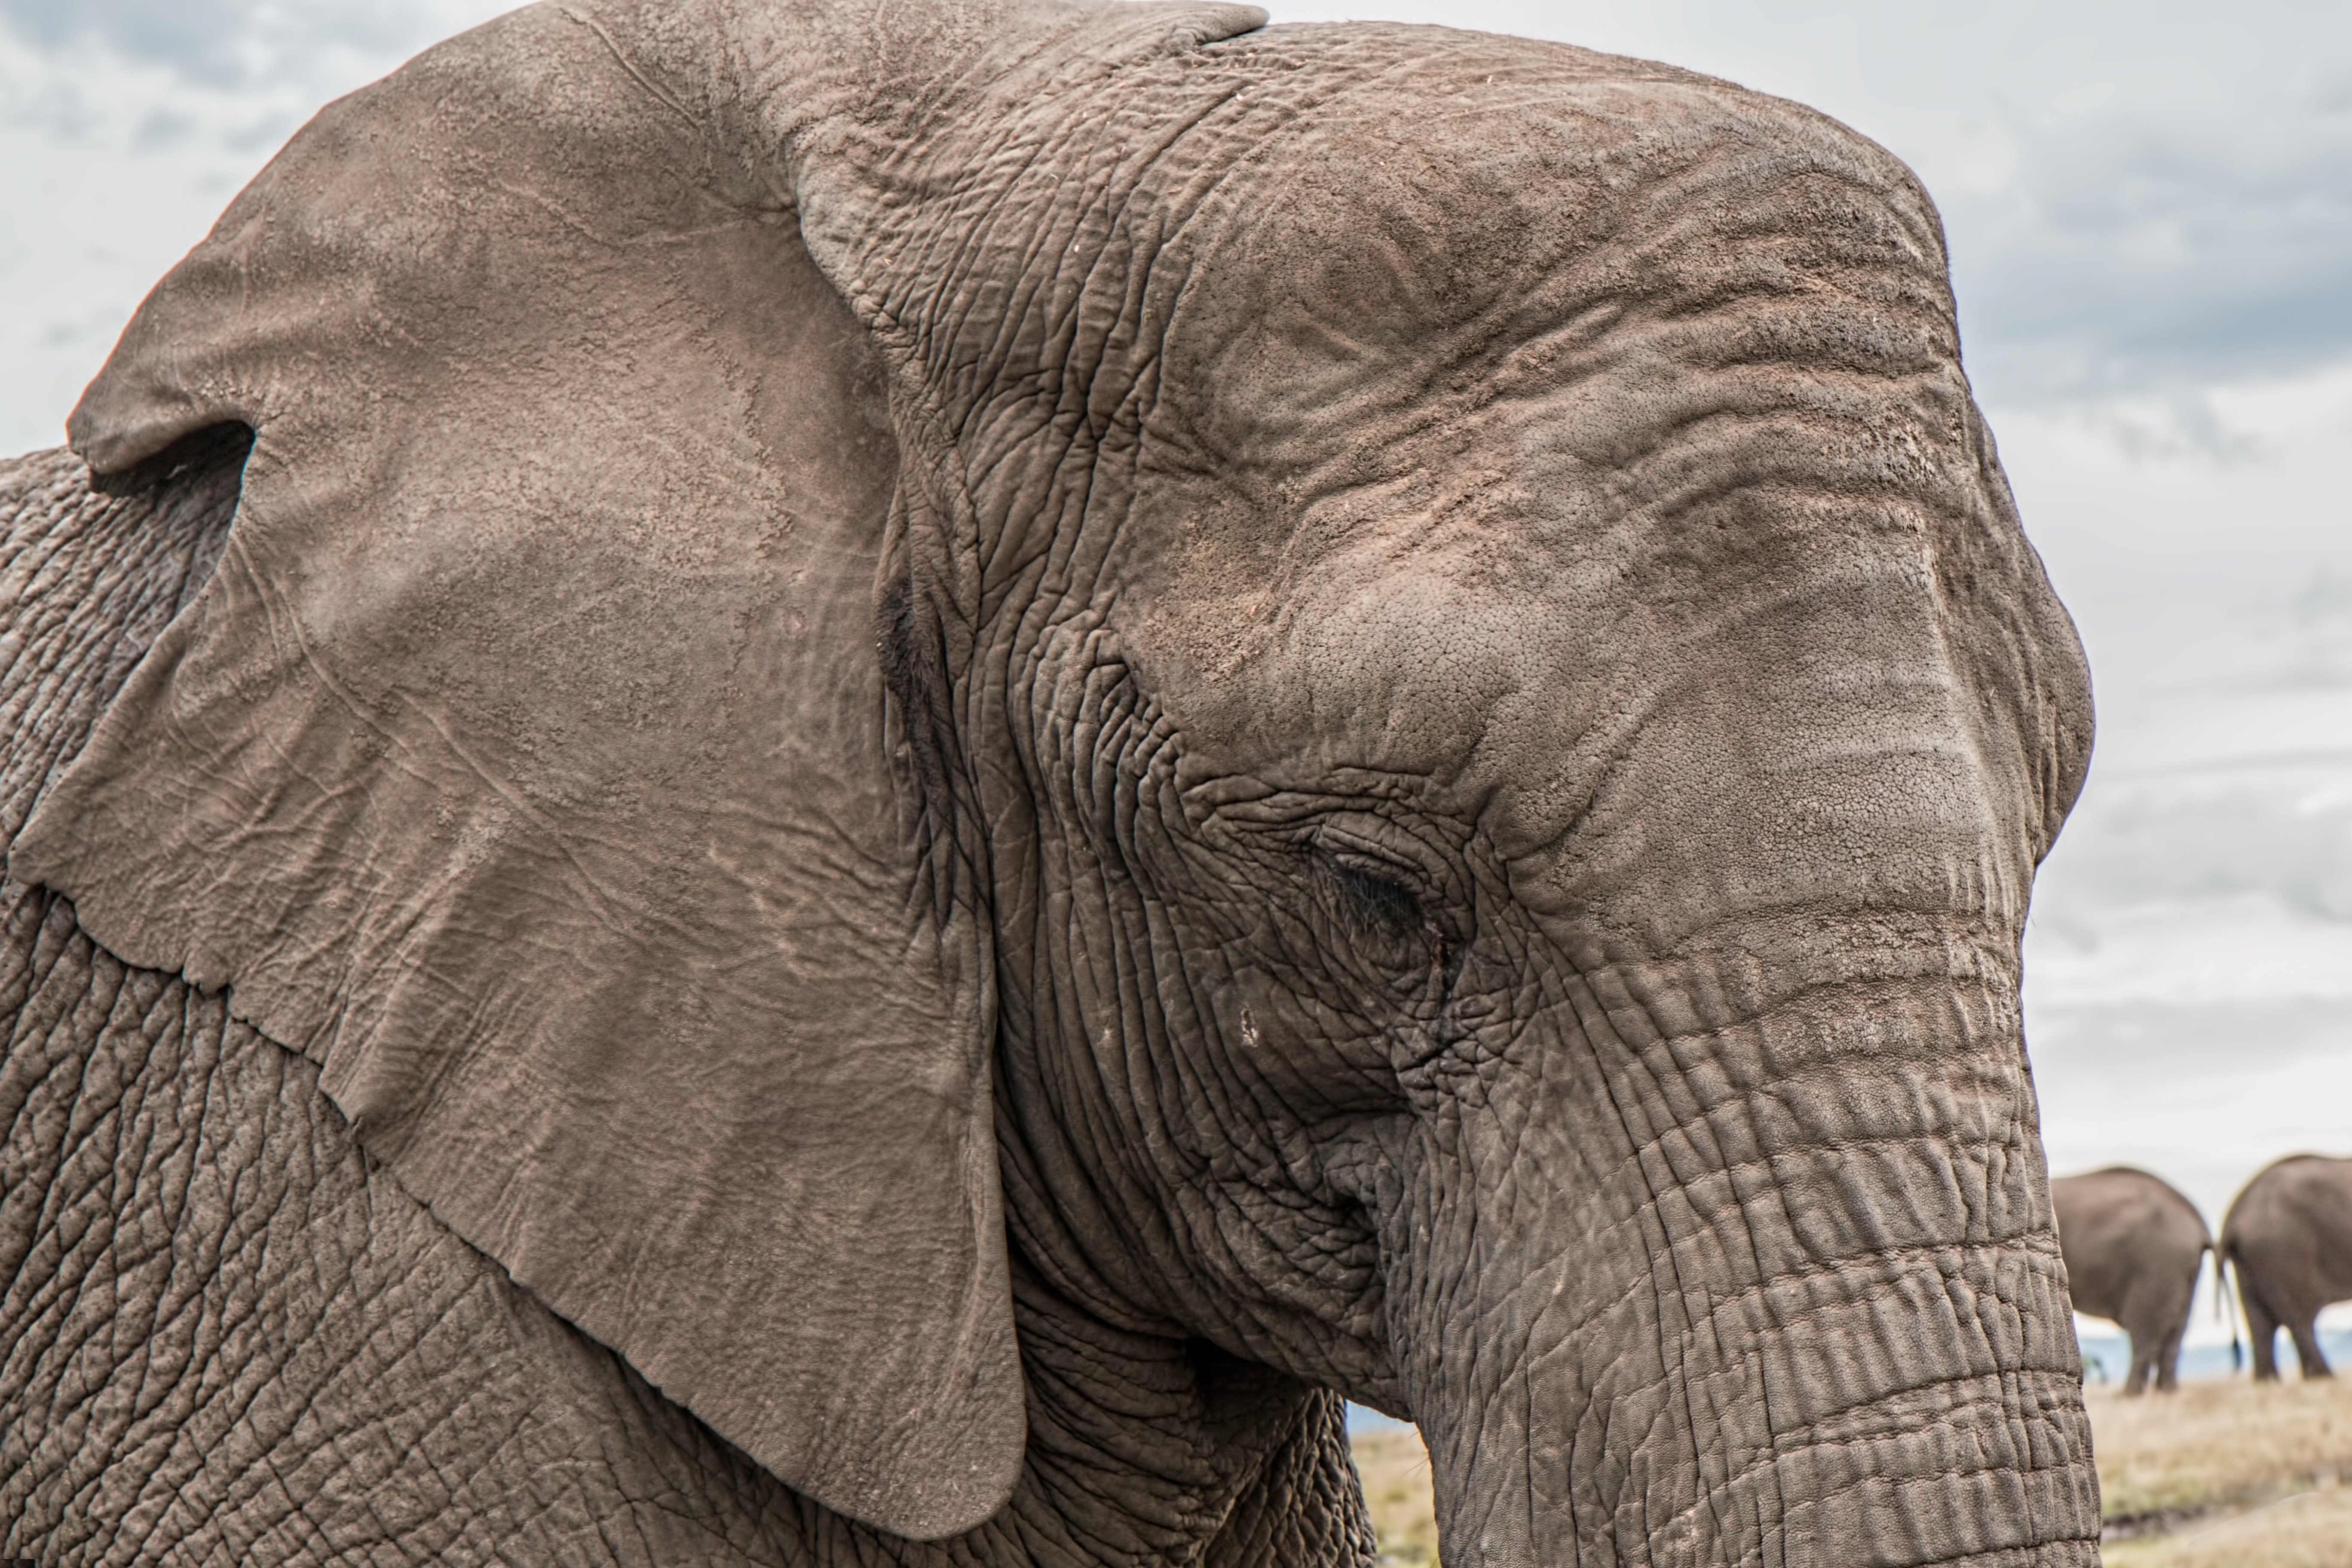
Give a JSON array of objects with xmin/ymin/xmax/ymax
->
[
  {"xmin": 2094, "ymin": 1378, "xmax": 2352, "ymax": 1567},
  {"xmin": 2105, "ymin": 1491, "xmax": 2352, "ymax": 1568},
  {"xmin": 1347, "ymin": 1378, "xmax": 2352, "ymax": 1566},
  {"xmin": 1351, "ymin": 1424, "xmax": 1438, "ymax": 1566}
]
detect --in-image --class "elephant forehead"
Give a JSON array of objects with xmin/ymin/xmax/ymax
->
[
  {"xmin": 1136, "ymin": 547, "xmax": 1565, "ymax": 797},
  {"xmin": 1134, "ymin": 503, "xmax": 2027, "ymax": 959},
  {"xmin": 1111, "ymin": 29, "xmax": 1987, "ymax": 845},
  {"xmin": 1131, "ymin": 504, "xmax": 1981, "ymax": 824},
  {"xmin": 1147, "ymin": 24, "xmax": 1948, "ymax": 480}
]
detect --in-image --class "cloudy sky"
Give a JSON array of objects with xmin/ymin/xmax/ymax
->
[{"xmin": 5, "ymin": 1, "xmax": 2349, "ymax": 1350}]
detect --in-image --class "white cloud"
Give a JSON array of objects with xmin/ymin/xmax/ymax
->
[
  {"xmin": 0, "ymin": 0, "xmax": 515, "ymax": 450},
  {"xmin": 2006, "ymin": 364, "xmax": 2352, "ymax": 1251},
  {"xmin": 0, "ymin": 0, "xmax": 479, "ymax": 91},
  {"xmin": 2035, "ymin": 772, "xmax": 2352, "ymax": 947},
  {"xmin": 1950, "ymin": 71, "xmax": 2352, "ymax": 406}
]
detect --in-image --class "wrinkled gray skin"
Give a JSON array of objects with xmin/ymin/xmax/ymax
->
[
  {"xmin": 2, "ymin": 1, "xmax": 2102, "ymax": 1563},
  {"xmin": 0, "ymin": 446, "xmax": 1359, "ymax": 1565},
  {"xmin": 2052, "ymin": 1167, "xmax": 2210, "ymax": 1394},
  {"xmin": 2223, "ymin": 1155, "xmax": 2352, "ymax": 1381}
]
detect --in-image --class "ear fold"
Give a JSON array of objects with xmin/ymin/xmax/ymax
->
[{"xmin": 14, "ymin": 6, "xmax": 1018, "ymax": 1540}]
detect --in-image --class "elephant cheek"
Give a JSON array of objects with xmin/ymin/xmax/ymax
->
[
  {"xmin": 1200, "ymin": 965, "xmax": 1395, "ymax": 1106},
  {"xmin": 1384, "ymin": 949, "xmax": 2101, "ymax": 1567},
  {"xmin": 1205, "ymin": 969, "xmax": 1282, "ymax": 1060}
]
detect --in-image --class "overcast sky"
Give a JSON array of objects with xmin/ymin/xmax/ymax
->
[{"xmin": 4, "ymin": 1, "xmax": 2349, "ymax": 1351}]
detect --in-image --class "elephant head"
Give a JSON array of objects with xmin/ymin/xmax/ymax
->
[{"xmin": 13, "ymin": 0, "xmax": 2101, "ymax": 1560}]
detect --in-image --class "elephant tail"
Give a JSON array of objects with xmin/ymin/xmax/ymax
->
[{"xmin": 2212, "ymin": 1246, "xmax": 2244, "ymax": 1372}]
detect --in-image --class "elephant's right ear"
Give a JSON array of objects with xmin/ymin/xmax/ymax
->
[{"xmin": 12, "ymin": 5, "xmax": 1022, "ymax": 1540}]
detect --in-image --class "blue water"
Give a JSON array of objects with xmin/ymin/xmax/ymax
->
[{"xmin": 2079, "ymin": 1327, "xmax": 2352, "ymax": 1385}]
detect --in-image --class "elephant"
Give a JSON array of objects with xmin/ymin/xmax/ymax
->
[
  {"xmin": 2050, "ymin": 1167, "xmax": 2211, "ymax": 1393},
  {"xmin": 0, "ymin": 1, "xmax": 2104, "ymax": 1563},
  {"xmin": 2223, "ymin": 1154, "xmax": 2352, "ymax": 1380}
]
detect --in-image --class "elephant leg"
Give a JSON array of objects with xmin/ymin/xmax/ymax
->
[
  {"xmin": 2242, "ymin": 1290, "xmax": 2283, "ymax": 1380},
  {"xmin": 2289, "ymin": 1319, "xmax": 2334, "ymax": 1379},
  {"xmin": 2122, "ymin": 1339, "xmax": 2152, "ymax": 1396},
  {"xmin": 2150, "ymin": 1325, "xmax": 2184, "ymax": 1393},
  {"xmin": 1197, "ymin": 1390, "xmax": 1376, "ymax": 1568}
]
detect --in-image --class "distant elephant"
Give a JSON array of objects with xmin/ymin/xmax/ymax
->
[
  {"xmin": 2051, "ymin": 1167, "xmax": 2210, "ymax": 1393},
  {"xmin": 0, "ymin": 2, "xmax": 2102, "ymax": 1565},
  {"xmin": 2223, "ymin": 1155, "xmax": 2352, "ymax": 1380}
]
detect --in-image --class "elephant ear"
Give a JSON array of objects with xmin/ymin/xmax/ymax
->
[{"xmin": 11, "ymin": 6, "xmax": 1016, "ymax": 1540}]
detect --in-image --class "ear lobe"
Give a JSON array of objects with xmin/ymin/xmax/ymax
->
[{"xmin": 15, "ymin": 6, "xmax": 1021, "ymax": 1540}]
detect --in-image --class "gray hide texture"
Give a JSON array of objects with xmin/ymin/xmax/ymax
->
[
  {"xmin": 13, "ymin": 0, "xmax": 1072, "ymax": 1537},
  {"xmin": 0, "ymin": 442, "xmax": 1371, "ymax": 1564},
  {"xmin": 2051, "ymin": 1167, "xmax": 2210, "ymax": 1393},
  {"xmin": 5, "ymin": 0, "xmax": 2104, "ymax": 1561},
  {"xmin": 2224, "ymin": 1155, "xmax": 2352, "ymax": 1380}
]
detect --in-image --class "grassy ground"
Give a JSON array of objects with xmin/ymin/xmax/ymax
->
[
  {"xmin": 2093, "ymin": 1377, "xmax": 2352, "ymax": 1567},
  {"xmin": 1347, "ymin": 1377, "xmax": 2352, "ymax": 1566},
  {"xmin": 1351, "ymin": 1424, "xmax": 1437, "ymax": 1566}
]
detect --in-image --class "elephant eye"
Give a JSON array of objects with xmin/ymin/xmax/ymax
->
[
  {"xmin": 1298, "ymin": 818, "xmax": 1462, "ymax": 981},
  {"xmin": 1324, "ymin": 854, "xmax": 1425, "ymax": 941}
]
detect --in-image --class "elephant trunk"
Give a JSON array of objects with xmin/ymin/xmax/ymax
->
[{"xmin": 1387, "ymin": 933, "xmax": 2101, "ymax": 1566}]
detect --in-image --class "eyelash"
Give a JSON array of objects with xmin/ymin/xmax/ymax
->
[
  {"xmin": 1327, "ymin": 858, "xmax": 1425, "ymax": 937},
  {"xmin": 1322, "ymin": 852, "xmax": 1458, "ymax": 987},
  {"xmin": 1292, "ymin": 824, "xmax": 1463, "ymax": 980}
]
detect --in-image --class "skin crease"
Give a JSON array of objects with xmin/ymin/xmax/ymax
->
[
  {"xmin": 2050, "ymin": 1168, "xmax": 2211, "ymax": 1394},
  {"xmin": 2, "ymin": 1, "xmax": 2104, "ymax": 1564},
  {"xmin": 0, "ymin": 444, "xmax": 1368, "ymax": 1568},
  {"xmin": 2223, "ymin": 1156, "xmax": 2352, "ymax": 1381}
]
